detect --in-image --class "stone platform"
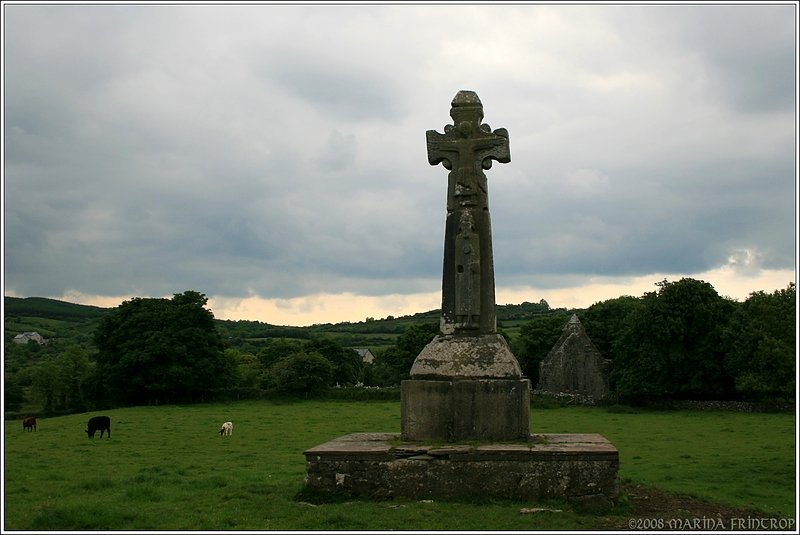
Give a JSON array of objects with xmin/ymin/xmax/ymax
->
[{"xmin": 303, "ymin": 432, "xmax": 619, "ymax": 510}]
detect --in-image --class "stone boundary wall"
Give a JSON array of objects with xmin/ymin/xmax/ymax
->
[
  {"xmin": 533, "ymin": 390, "xmax": 603, "ymax": 406},
  {"xmin": 534, "ymin": 390, "xmax": 794, "ymax": 413},
  {"xmin": 647, "ymin": 399, "xmax": 795, "ymax": 413}
]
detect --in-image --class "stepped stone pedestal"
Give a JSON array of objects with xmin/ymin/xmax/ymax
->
[{"xmin": 302, "ymin": 91, "xmax": 618, "ymax": 510}]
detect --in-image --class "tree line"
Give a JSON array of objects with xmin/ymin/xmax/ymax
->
[
  {"xmin": 4, "ymin": 279, "xmax": 795, "ymax": 416},
  {"xmin": 513, "ymin": 279, "xmax": 795, "ymax": 404}
]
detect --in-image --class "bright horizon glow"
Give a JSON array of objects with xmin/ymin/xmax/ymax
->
[{"xmin": 6, "ymin": 267, "xmax": 794, "ymax": 328}]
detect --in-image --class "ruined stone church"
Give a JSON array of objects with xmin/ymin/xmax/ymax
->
[{"xmin": 538, "ymin": 314, "xmax": 611, "ymax": 403}]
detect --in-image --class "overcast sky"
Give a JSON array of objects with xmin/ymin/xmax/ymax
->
[{"xmin": 3, "ymin": 2, "xmax": 797, "ymax": 326}]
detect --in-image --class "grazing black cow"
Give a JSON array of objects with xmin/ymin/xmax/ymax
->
[
  {"xmin": 86, "ymin": 415, "xmax": 111, "ymax": 438},
  {"xmin": 22, "ymin": 416, "xmax": 37, "ymax": 432}
]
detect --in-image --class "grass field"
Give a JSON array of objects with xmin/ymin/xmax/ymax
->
[
  {"xmin": 4, "ymin": 316, "xmax": 66, "ymax": 338},
  {"xmin": 3, "ymin": 400, "xmax": 796, "ymax": 530},
  {"xmin": 533, "ymin": 406, "xmax": 796, "ymax": 516}
]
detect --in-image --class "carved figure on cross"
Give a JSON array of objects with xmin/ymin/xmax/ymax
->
[{"xmin": 426, "ymin": 91, "xmax": 510, "ymax": 211}]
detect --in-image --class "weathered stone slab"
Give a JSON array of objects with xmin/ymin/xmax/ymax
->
[
  {"xmin": 401, "ymin": 378, "xmax": 530, "ymax": 441},
  {"xmin": 303, "ymin": 432, "xmax": 619, "ymax": 510},
  {"xmin": 427, "ymin": 446, "xmax": 473, "ymax": 456},
  {"xmin": 538, "ymin": 433, "xmax": 613, "ymax": 444}
]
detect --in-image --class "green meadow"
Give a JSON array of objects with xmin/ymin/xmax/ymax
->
[{"xmin": 3, "ymin": 400, "xmax": 796, "ymax": 530}]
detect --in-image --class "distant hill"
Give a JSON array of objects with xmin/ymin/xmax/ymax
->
[
  {"xmin": 4, "ymin": 297, "xmax": 111, "ymax": 341},
  {"xmin": 4, "ymin": 296, "xmax": 110, "ymax": 321},
  {"xmin": 4, "ymin": 296, "xmax": 559, "ymax": 346}
]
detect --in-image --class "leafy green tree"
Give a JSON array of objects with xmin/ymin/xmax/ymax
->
[
  {"xmin": 611, "ymin": 278, "xmax": 736, "ymax": 403},
  {"xmin": 257, "ymin": 338, "xmax": 305, "ymax": 369},
  {"xmin": 54, "ymin": 346, "xmax": 95, "ymax": 412},
  {"xmin": 512, "ymin": 312, "xmax": 571, "ymax": 386},
  {"xmin": 93, "ymin": 291, "xmax": 235, "ymax": 406},
  {"xmin": 306, "ymin": 338, "xmax": 363, "ymax": 386},
  {"xmin": 371, "ymin": 322, "xmax": 438, "ymax": 386},
  {"xmin": 4, "ymin": 373, "xmax": 25, "ymax": 413},
  {"xmin": 226, "ymin": 349, "xmax": 262, "ymax": 389},
  {"xmin": 724, "ymin": 283, "xmax": 796, "ymax": 400},
  {"xmin": 29, "ymin": 346, "xmax": 95, "ymax": 414},
  {"xmin": 3, "ymin": 338, "xmax": 45, "ymax": 372},
  {"xmin": 497, "ymin": 299, "xmax": 551, "ymax": 321},
  {"xmin": 581, "ymin": 296, "xmax": 642, "ymax": 358},
  {"xmin": 371, "ymin": 347, "xmax": 407, "ymax": 387},
  {"xmin": 31, "ymin": 359, "xmax": 59, "ymax": 414},
  {"xmin": 396, "ymin": 322, "xmax": 439, "ymax": 357},
  {"xmin": 270, "ymin": 351, "xmax": 333, "ymax": 396},
  {"xmin": 25, "ymin": 339, "xmax": 43, "ymax": 353}
]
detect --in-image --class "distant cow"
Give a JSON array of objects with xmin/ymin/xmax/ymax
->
[
  {"xmin": 22, "ymin": 416, "xmax": 37, "ymax": 432},
  {"xmin": 86, "ymin": 416, "xmax": 111, "ymax": 438},
  {"xmin": 219, "ymin": 421, "xmax": 233, "ymax": 436}
]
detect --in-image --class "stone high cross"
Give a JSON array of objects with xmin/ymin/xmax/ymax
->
[
  {"xmin": 403, "ymin": 90, "xmax": 527, "ymax": 441},
  {"xmin": 426, "ymin": 90, "xmax": 510, "ymax": 335}
]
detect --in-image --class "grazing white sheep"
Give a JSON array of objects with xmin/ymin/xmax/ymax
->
[{"xmin": 219, "ymin": 421, "xmax": 233, "ymax": 436}]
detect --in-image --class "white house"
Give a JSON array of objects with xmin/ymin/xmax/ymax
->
[
  {"xmin": 13, "ymin": 332, "xmax": 45, "ymax": 345},
  {"xmin": 354, "ymin": 348, "xmax": 375, "ymax": 364}
]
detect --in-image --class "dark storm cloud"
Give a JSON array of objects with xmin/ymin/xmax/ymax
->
[
  {"xmin": 2, "ymin": 3, "xmax": 796, "ymax": 306},
  {"xmin": 265, "ymin": 53, "xmax": 404, "ymax": 122},
  {"xmin": 662, "ymin": 4, "xmax": 797, "ymax": 114}
]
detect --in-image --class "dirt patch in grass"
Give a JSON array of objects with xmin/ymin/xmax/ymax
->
[{"xmin": 602, "ymin": 480, "xmax": 794, "ymax": 530}]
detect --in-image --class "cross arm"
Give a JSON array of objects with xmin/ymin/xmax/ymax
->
[
  {"xmin": 476, "ymin": 127, "xmax": 510, "ymax": 170},
  {"xmin": 426, "ymin": 129, "xmax": 457, "ymax": 170}
]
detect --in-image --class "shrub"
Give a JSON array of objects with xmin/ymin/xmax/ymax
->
[{"xmin": 270, "ymin": 352, "xmax": 333, "ymax": 397}]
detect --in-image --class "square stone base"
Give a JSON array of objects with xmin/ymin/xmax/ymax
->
[
  {"xmin": 401, "ymin": 379, "xmax": 530, "ymax": 441},
  {"xmin": 304, "ymin": 432, "xmax": 619, "ymax": 511}
]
